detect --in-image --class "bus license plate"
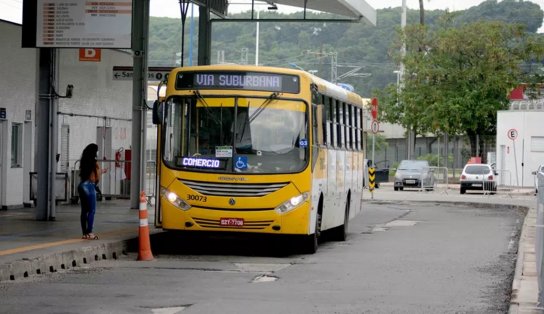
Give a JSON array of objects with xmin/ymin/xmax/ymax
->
[{"xmin": 220, "ymin": 218, "xmax": 244, "ymax": 227}]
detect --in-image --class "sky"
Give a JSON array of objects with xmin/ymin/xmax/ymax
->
[{"xmin": 1, "ymin": 0, "xmax": 543, "ymax": 30}]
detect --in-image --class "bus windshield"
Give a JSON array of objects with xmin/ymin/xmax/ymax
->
[{"xmin": 162, "ymin": 95, "xmax": 309, "ymax": 174}]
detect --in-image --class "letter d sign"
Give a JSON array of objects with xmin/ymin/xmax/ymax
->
[{"xmin": 79, "ymin": 48, "xmax": 101, "ymax": 62}]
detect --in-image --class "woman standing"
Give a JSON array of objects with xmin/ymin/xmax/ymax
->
[{"xmin": 78, "ymin": 143, "xmax": 101, "ymax": 240}]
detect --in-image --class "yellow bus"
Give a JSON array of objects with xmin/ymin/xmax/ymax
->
[{"xmin": 152, "ymin": 65, "xmax": 366, "ymax": 253}]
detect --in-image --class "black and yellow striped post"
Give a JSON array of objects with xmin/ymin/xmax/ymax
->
[{"xmin": 369, "ymin": 167, "xmax": 376, "ymax": 196}]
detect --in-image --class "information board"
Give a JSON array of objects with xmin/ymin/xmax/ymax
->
[{"xmin": 36, "ymin": 0, "xmax": 132, "ymax": 48}]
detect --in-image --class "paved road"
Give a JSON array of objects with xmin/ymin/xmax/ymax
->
[{"xmin": 0, "ymin": 199, "xmax": 524, "ymax": 314}]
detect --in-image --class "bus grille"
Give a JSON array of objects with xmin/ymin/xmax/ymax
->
[
  {"xmin": 181, "ymin": 180, "xmax": 288, "ymax": 197},
  {"xmin": 193, "ymin": 217, "xmax": 274, "ymax": 230}
]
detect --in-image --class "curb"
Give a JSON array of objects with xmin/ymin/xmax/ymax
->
[
  {"xmin": 509, "ymin": 204, "xmax": 532, "ymax": 313},
  {"xmin": 0, "ymin": 241, "xmax": 129, "ymax": 282}
]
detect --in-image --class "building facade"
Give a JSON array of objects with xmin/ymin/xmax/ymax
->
[{"xmin": 0, "ymin": 20, "xmax": 134, "ymax": 209}]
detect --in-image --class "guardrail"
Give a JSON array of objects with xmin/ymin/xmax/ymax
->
[
  {"xmin": 70, "ymin": 159, "xmax": 131, "ymax": 203},
  {"xmin": 496, "ymin": 169, "xmax": 513, "ymax": 187},
  {"xmin": 430, "ymin": 167, "xmax": 448, "ymax": 193},
  {"xmin": 145, "ymin": 160, "xmax": 156, "ymax": 204},
  {"xmin": 29, "ymin": 172, "xmax": 69, "ymax": 204},
  {"xmin": 69, "ymin": 159, "xmax": 156, "ymax": 204},
  {"xmin": 536, "ymin": 172, "xmax": 544, "ymax": 306}
]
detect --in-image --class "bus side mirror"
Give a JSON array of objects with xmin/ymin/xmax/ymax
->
[{"xmin": 152, "ymin": 100, "xmax": 163, "ymax": 125}]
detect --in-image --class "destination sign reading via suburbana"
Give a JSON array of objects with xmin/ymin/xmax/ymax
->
[{"xmin": 175, "ymin": 72, "xmax": 300, "ymax": 93}]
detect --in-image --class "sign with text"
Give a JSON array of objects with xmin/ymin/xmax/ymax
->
[
  {"xmin": 176, "ymin": 71, "xmax": 301, "ymax": 93},
  {"xmin": 36, "ymin": 0, "xmax": 132, "ymax": 48},
  {"xmin": 507, "ymin": 128, "xmax": 518, "ymax": 140},
  {"xmin": 112, "ymin": 66, "xmax": 173, "ymax": 81}
]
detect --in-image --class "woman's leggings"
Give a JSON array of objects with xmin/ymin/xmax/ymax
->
[{"xmin": 78, "ymin": 180, "xmax": 97, "ymax": 235}]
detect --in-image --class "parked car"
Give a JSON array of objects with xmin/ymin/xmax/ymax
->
[
  {"xmin": 459, "ymin": 163, "xmax": 497, "ymax": 194},
  {"xmin": 393, "ymin": 160, "xmax": 435, "ymax": 191},
  {"xmin": 532, "ymin": 164, "xmax": 544, "ymax": 194}
]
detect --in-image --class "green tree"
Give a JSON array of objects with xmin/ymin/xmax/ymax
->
[{"xmin": 380, "ymin": 20, "xmax": 536, "ymax": 161}]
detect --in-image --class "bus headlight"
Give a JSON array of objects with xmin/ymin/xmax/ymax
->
[
  {"xmin": 160, "ymin": 187, "xmax": 191, "ymax": 211},
  {"xmin": 275, "ymin": 192, "xmax": 309, "ymax": 214}
]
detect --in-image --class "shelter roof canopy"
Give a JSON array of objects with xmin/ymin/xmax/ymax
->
[{"xmin": 205, "ymin": 0, "xmax": 376, "ymax": 25}]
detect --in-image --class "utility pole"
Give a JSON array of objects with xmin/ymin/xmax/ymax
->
[{"xmin": 401, "ymin": 0, "xmax": 415, "ymax": 160}]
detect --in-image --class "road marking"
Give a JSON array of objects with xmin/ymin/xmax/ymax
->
[
  {"xmin": 0, "ymin": 239, "xmax": 84, "ymax": 256},
  {"xmin": 252, "ymin": 274, "xmax": 279, "ymax": 283},
  {"xmin": 385, "ymin": 220, "xmax": 419, "ymax": 227},
  {"xmin": 0, "ymin": 227, "xmax": 136, "ymax": 256},
  {"xmin": 151, "ymin": 306, "xmax": 187, "ymax": 314}
]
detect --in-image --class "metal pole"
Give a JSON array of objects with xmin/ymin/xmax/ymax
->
[
  {"xmin": 130, "ymin": 0, "xmax": 149, "ymax": 208},
  {"xmin": 188, "ymin": 3, "xmax": 194, "ymax": 66},
  {"xmin": 36, "ymin": 48, "xmax": 56, "ymax": 221},
  {"xmin": 372, "ymin": 133, "xmax": 375, "ymax": 168},
  {"xmin": 198, "ymin": 5, "xmax": 211, "ymax": 65},
  {"xmin": 513, "ymin": 140, "xmax": 519, "ymax": 187},
  {"xmin": 522, "ymin": 139, "xmax": 525, "ymax": 188},
  {"xmin": 255, "ymin": 10, "xmax": 259, "ymax": 65},
  {"xmin": 49, "ymin": 49, "xmax": 59, "ymax": 220}
]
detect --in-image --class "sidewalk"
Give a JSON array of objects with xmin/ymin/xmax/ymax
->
[
  {"xmin": 0, "ymin": 199, "xmax": 151, "ymax": 282},
  {"xmin": 0, "ymin": 187, "xmax": 541, "ymax": 313}
]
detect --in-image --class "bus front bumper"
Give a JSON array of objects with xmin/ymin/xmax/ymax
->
[{"xmin": 161, "ymin": 200, "xmax": 311, "ymax": 235}]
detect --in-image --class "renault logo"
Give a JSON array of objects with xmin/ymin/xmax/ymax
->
[{"xmin": 229, "ymin": 198, "xmax": 236, "ymax": 206}]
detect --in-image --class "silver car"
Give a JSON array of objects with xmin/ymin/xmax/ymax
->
[{"xmin": 394, "ymin": 160, "xmax": 435, "ymax": 191}]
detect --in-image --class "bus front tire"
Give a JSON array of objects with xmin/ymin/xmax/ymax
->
[
  {"xmin": 302, "ymin": 212, "xmax": 321, "ymax": 254},
  {"xmin": 331, "ymin": 198, "xmax": 350, "ymax": 241}
]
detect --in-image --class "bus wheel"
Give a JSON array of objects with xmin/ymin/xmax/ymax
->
[
  {"xmin": 302, "ymin": 211, "xmax": 321, "ymax": 254},
  {"xmin": 331, "ymin": 198, "xmax": 350, "ymax": 241}
]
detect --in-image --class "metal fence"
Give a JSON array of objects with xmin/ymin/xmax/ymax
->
[
  {"xmin": 430, "ymin": 167, "xmax": 448, "ymax": 193},
  {"xmin": 69, "ymin": 159, "xmax": 156, "ymax": 204},
  {"xmin": 30, "ymin": 172, "xmax": 69, "ymax": 203},
  {"xmin": 496, "ymin": 169, "xmax": 513, "ymax": 188},
  {"xmin": 536, "ymin": 172, "xmax": 544, "ymax": 306}
]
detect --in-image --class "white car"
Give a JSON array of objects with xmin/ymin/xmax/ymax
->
[
  {"xmin": 460, "ymin": 163, "xmax": 497, "ymax": 194},
  {"xmin": 532, "ymin": 164, "xmax": 544, "ymax": 194}
]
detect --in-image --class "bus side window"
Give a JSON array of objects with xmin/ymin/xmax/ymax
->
[
  {"xmin": 331, "ymin": 99, "xmax": 338, "ymax": 148},
  {"xmin": 321, "ymin": 95, "xmax": 328, "ymax": 146},
  {"xmin": 314, "ymin": 104, "xmax": 324, "ymax": 146}
]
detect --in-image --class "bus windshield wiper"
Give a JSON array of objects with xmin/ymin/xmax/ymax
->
[
  {"xmin": 193, "ymin": 90, "xmax": 222, "ymax": 126},
  {"xmin": 249, "ymin": 92, "xmax": 278, "ymax": 123}
]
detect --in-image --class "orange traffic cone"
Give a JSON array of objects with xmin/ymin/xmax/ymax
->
[{"xmin": 137, "ymin": 191, "xmax": 154, "ymax": 261}]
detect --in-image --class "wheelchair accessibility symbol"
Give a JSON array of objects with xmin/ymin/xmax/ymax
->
[{"xmin": 235, "ymin": 156, "xmax": 248, "ymax": 170}]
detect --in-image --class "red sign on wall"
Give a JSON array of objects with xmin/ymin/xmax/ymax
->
[{"xmin": 79, "ymin": 48, "xmax": 101, "ymax": 62}]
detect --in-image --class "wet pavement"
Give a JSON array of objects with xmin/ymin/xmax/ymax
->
[{"xmin": 0, "ymin": 184, "xmax": 541, "ymax": 313}]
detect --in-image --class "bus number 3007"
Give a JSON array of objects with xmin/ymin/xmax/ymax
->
[{"xmin": 187, "ymin": 194, "xmax": 207, "ymax": 202}]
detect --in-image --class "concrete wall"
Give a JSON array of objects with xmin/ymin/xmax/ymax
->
[
  {"xmin": 0, "ymin": 21, "xmax": 37, "ymax": 208},
  {"xmin": 496, "ymin": 110, "xmax": 544, "ymax": 188},
  {"xmin": 56, "ymin": 48, "xmax": 133, "ymax": 172},
  {"xmin": 0, "ymin": 20, "xmax": 134, "ymax": 208}
]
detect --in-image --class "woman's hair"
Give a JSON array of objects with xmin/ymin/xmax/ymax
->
[{"xmin": 79, "ymin": 143, "xmax": 98, "ymax": 181}]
